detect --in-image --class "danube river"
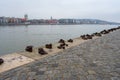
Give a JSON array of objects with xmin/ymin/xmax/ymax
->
[{"xmin": 0, "ymin": 25, "xmax": 118, "ymax": 55}]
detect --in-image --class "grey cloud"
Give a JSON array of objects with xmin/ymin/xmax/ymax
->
[{"xmin": 0, "ymin": 0, "xmax": 120, "ymax": 22}]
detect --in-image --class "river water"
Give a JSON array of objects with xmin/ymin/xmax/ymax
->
[{"xmin": 0, "ymin": 25, "xmax": 118, "ymax": 55}]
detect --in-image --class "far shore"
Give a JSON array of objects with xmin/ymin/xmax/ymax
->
[{"xmin": 0, "ymin": 23, "xmax": 119, "ymax": 26}]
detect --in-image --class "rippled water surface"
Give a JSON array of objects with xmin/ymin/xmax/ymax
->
[{"xmin": 0, "ymin": 25, "xmax": 117, "ymax": 55}]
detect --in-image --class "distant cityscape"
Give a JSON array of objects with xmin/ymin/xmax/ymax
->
[{"xmin": 0, "ymin": 14, "xmax": 120, "ymax": 26}]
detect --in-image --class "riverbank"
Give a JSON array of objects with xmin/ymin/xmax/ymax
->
[
  {"xmin": 0, "ymin": 27, "xmax": 120, "ymax": 79},
  {"xmin": 0, "ymin": 25, "xmax": 118, "ymax": 55},
  {"xmin": 0, "ymin": 31, "xmax": 98, "ymax": 73},
  {"xmin": 0, "ymin": 23, "xmax": 119, "ymax": 26}
]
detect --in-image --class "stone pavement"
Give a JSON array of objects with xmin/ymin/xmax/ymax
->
[{"xmin": 0, "ymin": 30, "xmax": 120, "ymax": 80}]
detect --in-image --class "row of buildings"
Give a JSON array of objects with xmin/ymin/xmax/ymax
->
[
  {"xmin": 26, "ymin": 19, "xmax": 109, "ymax": 25},
  {"xmin": 0, "ymin": 15, "xmax": 59, "ymax": 25},
  {"xmin": 0, "ymin": 15, "xmax": 113, "ymax": 25},
  {"xmin": 0, "ymin": 14, "xmax": 28, "ymax": 25}
]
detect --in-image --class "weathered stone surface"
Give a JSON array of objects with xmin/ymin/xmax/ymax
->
[{"xmin": 88, "ymin": 70, "xmax": 96, "ymax": 75}]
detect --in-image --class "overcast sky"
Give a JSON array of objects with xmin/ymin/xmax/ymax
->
[{"xmin": 0, "ymin": 0, "xmax": 120, "ymax": 22}]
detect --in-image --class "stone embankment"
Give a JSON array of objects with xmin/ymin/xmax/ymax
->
[{"xmin": 0, "ymin": 27, "xmax": 120, "ymax": 80}]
